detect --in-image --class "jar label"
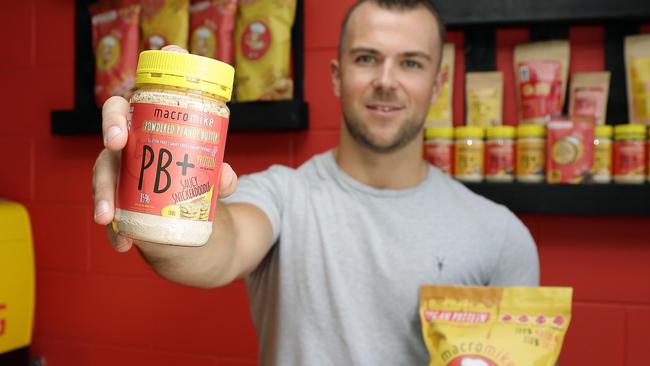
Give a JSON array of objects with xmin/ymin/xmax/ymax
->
[
  {"xmin": 455, "ymin": 143, "xmax": 483, "ymax": 178},
  {"xmin": 116, "ymin": 102, "xmax": 228, "ymax": 222},
  {"xmin": 516, "ymin": 140, "xmax": 545, "ymax": 179},
  {"xmin": 592, "ymin": 140, "xmax": 612, "ymax": 180},
  {"xmin": 424, "ymin": 142, "xmax": 453, "ymax": 174},
  {"xmin": 613, "ymin": 140, "xmax": 646, "ymax": 178},
  {"xmin": 485, "ymin": 142, "xmax": 514, "ymax": 178}
]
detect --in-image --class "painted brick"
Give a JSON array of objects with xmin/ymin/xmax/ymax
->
[
  {"xmin": 33, "ymin": 272, "xmax": 93, "ymax": 340},
  {"xmin": 151, "ymin": 279, "xmax": 258, "ymax": 358},
  {"xmin": 0, "ymin": 137, "xmax": 33, "ymax": 202},
  {"xmin": 0, "ymin": 2, "xmax": 34, "ymax": 67},
  {"xmin": 292, "ymin": 129, "xmax": 340, "ymax": 167},
  {"xmin": 86, "ymin": 275, "xmax": 153, "ymax": 348},
  {"xmin": 29, "ymin": 337, "xmax": 92, "ymax": 366},
  {"xmin": 34, "ymin": 0, "xmax": 74, "ymax": 67},
  {"xmin": 92, "ymin": 345, "xmax": 218, "ymax": 366},
  {"xmin": 29, "ymin": 203, "xmax": 88, "ymax": 272},
  {"xmin": 224, "ymin": 132, "xmax": 293, "ymax": 175},
  {"xmin": 304, "ymin": 0, "xmax": 354, "ymax": 50},
  {"xmin": 34, "ymin": 136, "xmax": 103, "ymax": 203},
  {"xmin": 625, "ymin": 305, "xmax": 650, "ymax": 364},
  {"xmin": 536, "ymin": 216, "xmax": 650, "ymax": 303},
  {"xmin": 559, "ymin": 302, "xmax": 625, "ymax": 366},
  {"xmin": 569, "ymin": 26, "xmax": 605, "ymax": 74},
  {"xmin": 304, "ymin": 48, "xmax": 342, "ymax": 130}
]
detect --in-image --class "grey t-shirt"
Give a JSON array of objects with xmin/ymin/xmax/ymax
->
[{"xmin": 223, "ymin": 150, "xmax": 539, "ymax": 366}]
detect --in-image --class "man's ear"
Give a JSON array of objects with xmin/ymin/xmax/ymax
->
[
  {"xmin": 430, "ymin": 65, "xmax": 448, "ymax": 104},
  {"xmin": 330, "ymin": 59, "xmax": 341, "ymax": 98}
]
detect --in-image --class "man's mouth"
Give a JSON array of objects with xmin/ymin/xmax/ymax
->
[{"xmin": 366, "ymin": 104, "xmax": 404, "ymax": 113}]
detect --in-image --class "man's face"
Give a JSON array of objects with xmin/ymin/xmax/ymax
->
[{"xmin": 331, "ymin": 2, "xmax": 443, "ymax": 153}]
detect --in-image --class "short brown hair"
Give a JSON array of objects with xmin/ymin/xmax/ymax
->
[{"xmin": 338, "ymin": 0, "xmax": 446, "ymax": 67}]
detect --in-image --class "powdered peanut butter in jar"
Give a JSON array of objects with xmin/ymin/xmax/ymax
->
[{"xmin": 113, "ymin": 50, "xmax": 234, "ymax": 246}]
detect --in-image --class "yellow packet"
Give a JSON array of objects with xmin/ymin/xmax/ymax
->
[
  {"xmin": 625, "ymin": 34, "xmax": 650, "ymax": 125},
  {"xmin": 466, "ymin": 72, "xmax": 503, "ymax": 127},
  {"xmin": 235, "ymin": 0, "xmax": 296, "ymax": 101},
  {"xmin": 141, "ymin": 0, "xmax": 189, "ymax": 50},
  {"xmin": 420, "ymin": 285, "xmax": 572, "ymax": 366},
  {"xmin": 426, "ymin": 43, "xmax": 455, "ymax": 127}
]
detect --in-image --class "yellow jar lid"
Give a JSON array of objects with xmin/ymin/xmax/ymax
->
[
  {"xmin": 614, "ymin": 124, "xmax": 647, "ymax": 140},
  {"xmin": 135, "ymin": 50, "xmax": 235, "ymax": 101},
  {"xmin": 517, "ymin": 124, "xmax": 546, "ymax": 138},
  {"xmin": 595, "ymin": 125, "xmax": 613, "ymax": 138},
  {"xmin": 455, "ymin": 126, "xmax": 484, "ymax": 139},
  {"xmin": 424, "ymin": 127, "xmax": 454, "ymax": 140},
  {"xmin": 486, "ymin": 125, "xmax": 515, "ymax": 139}
]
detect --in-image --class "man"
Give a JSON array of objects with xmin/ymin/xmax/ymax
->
[{"xmin": 92, "ymin": 0, "xmax": 539, "ymax": 364}]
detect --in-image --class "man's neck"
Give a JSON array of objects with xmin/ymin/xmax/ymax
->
[{"xmin": 335, "ymin": 129, "xmax": 428, "ymax": 190}]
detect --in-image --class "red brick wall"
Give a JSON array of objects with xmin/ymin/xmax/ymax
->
[{"xmin": 0, "ymin": 1, "xmax": 648, "ymax": 365}]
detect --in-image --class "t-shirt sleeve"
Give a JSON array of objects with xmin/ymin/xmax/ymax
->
[
  {"xmin": 489, "ymin": 210, "xmax": 540, "ymax": 287},
  {"xmin": 220, "ymin": 165, "xmax": 293, "ymax": 244}
]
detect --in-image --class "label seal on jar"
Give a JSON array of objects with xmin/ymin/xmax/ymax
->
[{"xmin": 116, "ymin": 102, "xmax": 228, "ymax": 222}]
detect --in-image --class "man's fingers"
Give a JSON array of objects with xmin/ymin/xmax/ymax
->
[
  {"xmin": 106, "ymin": 224, "xmax": 134, "ymax": 253},
  {"xmin": 102, "ymin": 96, "xmax": 130, "ymax": 151},
  {"xmin": 93, "ymin": 149, "xmax": 121, "ymax": 225},
  {"xmin": 219, "ymin": 163, "xmax": 238, "ymax": 198}
]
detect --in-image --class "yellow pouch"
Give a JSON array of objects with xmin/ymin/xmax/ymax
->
[
  {"xmin": 235, "ymin": 0, "xmax": 296, "ymax": 101},
  {"xmin": 426, "ymin": 43, "xmax": 455, "ymax": 127},
  {"xmin": 141, "ymin": 0, "xmax": 189, "ymax": 50},
  {"xmin": 420, "ymin": 285, "xmax": 572, "ymax": 366}
]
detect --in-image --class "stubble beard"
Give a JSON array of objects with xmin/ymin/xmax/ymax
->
[{"xmin": 342, "ymin": 106, "xmax": 425, "ymax": 154}]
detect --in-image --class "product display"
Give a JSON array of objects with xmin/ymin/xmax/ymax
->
[
  {"xmin": 141, "ymin": 0, "xmax": 189, "ymax": 50},
  {"xmin": 546, "ymin": 118, "xmax": 595, "ymax": 184},
  {"xmin": 234, "ymin": 0, "xmax": 297, "ymax": 101},
  {"xmin": 625, "ymin": 34, "xmax": 650, "ymax": 125},
  {"xmin": 113, "ymin": 50, "xmax": 234, "ymax": 246},
  {"xmin": 426, "ymin": 43, "xmax": 455, "ymax": 127},
  {"xmin": 466, "ymin": 71, "xmax": 503, "ymax": 128},
  {"xmin": 454, "ymin": 126, "xmax": 484, "ymax": 182},
  {"xmin": 189, "ymin": 0, "xmax": 237, "ymax": 64},
  {"xmin": 420, "ymin": 285, "xmax": 573, "ymax": 366},
  {"xmin": 90, "ymin": 0, "xmax": 141, "ymax": 107},
  {"xmin": 568, "ymin": 71, "xmax": 611, "ymax": 125},
  {"xmin": 514, "ymin": 40, "xmax": 570, "ymax": 124},
  {"xmin": 485, "ymin": 126, "xmax": 515, "ymax": 182},
  {"xmin": 424, "ymin": 127, "xmax": 454, "ymax": 175},
  {"xmin": 613, "ymin": 124, "xmax": 647, "ymax": 184},
  {"xmin": 516, "ymin": 124, "xmax": 546, "ymax": 183},
  {"xmin": 592, "ymin": 125, "xmax": 613, "ymax": 183}
]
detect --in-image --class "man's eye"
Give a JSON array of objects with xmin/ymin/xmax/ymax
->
[
  {"xmin": 403, "ymin": 59, "xmax": 422, "ymax": 69},
  {"xmin": 356, "ymin": 55, "xmax": 376, "ymax": 64}
]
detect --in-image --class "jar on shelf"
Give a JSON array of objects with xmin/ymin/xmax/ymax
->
[
  {"xmin": 113, "ymin": 50, "xmax": 235, "ymax": 246},
  {"xmin": 454, "ymin": 126, "xmax": 484, "ymax": 182},
  {"xmin": 592, "ymin": 125, "xmax": 613, "ymax": 183},
  {"xmin": 516, "ymin": 124, "xmax": 546, "ymax": 183},
  {"xmin": 485, "ymin": 125, "xmax": 515, "ymax": 182},
  {"xmin": 424, "ymin": 127, "xmax": 454, "ymax": 175},
  {"xmin": 613, "ymin": 124, "xmax": 647, "ymax": 184}
]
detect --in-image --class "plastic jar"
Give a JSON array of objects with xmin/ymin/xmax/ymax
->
[
  {"xmin": 454, "ymin": 126, "xmax": 484, "ymax": 182},
  {"xmin": 592, "ymin": 125, "xmax": 613, "ymax": 183},
  {"xmin": 113, "ymin": 50, "xmax": 234, "ymax": 246},
  {"xmin": 485, "ymin": 125, "xmax": 515, "ymax": 182},
  {"xmin": 613, "ymin": 124, "xmax": 646, "ymax": 184},
  {"xmin": 424, "ymin": 127, "xmax": 454, "ymax": 175},
  {"xmin": 516, "ymin": 124, "xmax": 546, "ymax": 183}
]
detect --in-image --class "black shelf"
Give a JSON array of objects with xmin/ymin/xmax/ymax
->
[
  {"xmin": 464, "ymin": 182, "xmax": 650, "ymax": 216},
  {"xmin": 52, "ymin": 0, "xmax": 308, "ymax": 135},
  {"xmin": 51, "ymin": 99, "xmax": 308, "ymax": 135},
  {"xmin": 439, "ymin": 0, "xmax": 650, "ymax": 26}
]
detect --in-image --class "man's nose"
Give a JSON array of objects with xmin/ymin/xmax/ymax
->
[{"xmin": 371, "ymin": 61, "xmax": 398, "ymax": 91}]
